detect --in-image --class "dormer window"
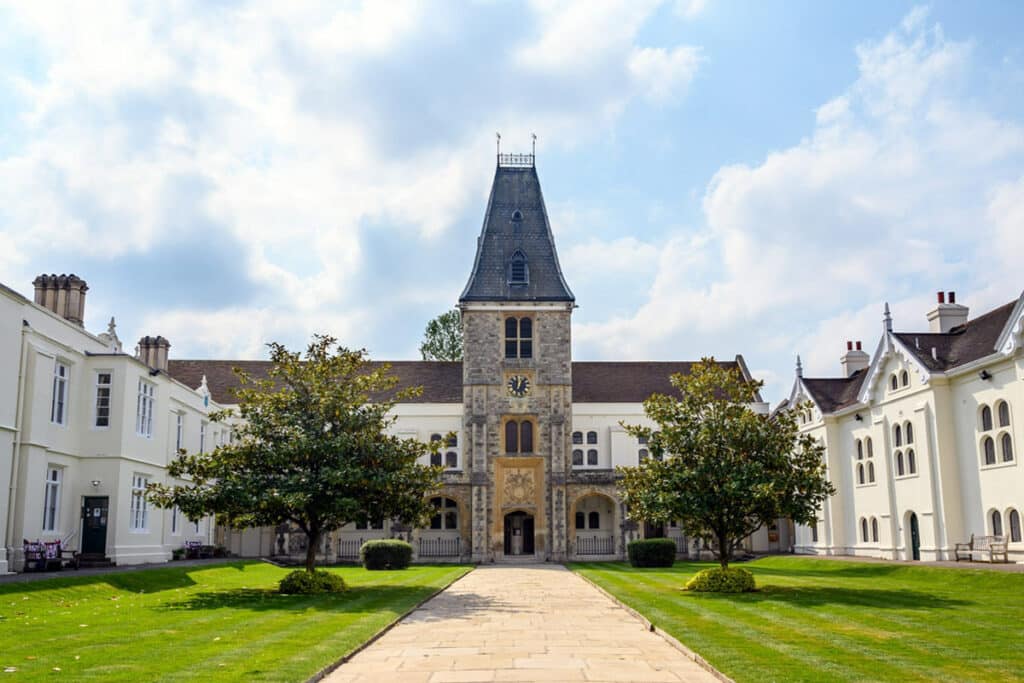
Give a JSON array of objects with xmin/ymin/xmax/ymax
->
[{"xmin": 508, "ymin": 250, "xmax": 528, "ymax": 285}]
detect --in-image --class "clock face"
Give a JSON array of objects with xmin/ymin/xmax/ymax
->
[{"xmin": 507, "ymin": 375, "xmax": 530, "ymax": 398}]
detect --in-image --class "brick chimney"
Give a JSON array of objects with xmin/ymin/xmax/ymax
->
[
  {"xmin": 926, "ymin": 290, "xmax": 968, "ymax": 333},
  {"xmin": 840, "ymin": 340, "xmax": 870, "ymax": 377},
  {"xmin": 32, "ymin": 274, "xmax": 88, "ymax": 326},
  {"xmin": 136, "ymin": 336, "xmax": 171, "ymax": 372}
]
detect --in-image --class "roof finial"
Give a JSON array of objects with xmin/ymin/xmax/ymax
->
[
  {"xmin": 796, "ymin": 355, "xmax": 803, "ymax": 378},
  {"xmin": 496, "ymin": 131, "xmax": 501, "ymax": 158},
  {"xmin": 531, "ymin": 132, "xmax": 537, "ymax": 157},
  {"xmin": 883, "ymin": 302, "xmax": 893, "ymax": 332}
]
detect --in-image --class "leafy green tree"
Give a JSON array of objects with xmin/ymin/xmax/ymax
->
[
  {"xmin": 419, "ymin": 309, "xmax": 462, "ymax": 361},
  {"xmin": 148, "ymin": 335, "xmax": 441, "ymax": 573},
  {"xmin": 618, "ymin": 358, "xmax": 833, "ymax": 570}
]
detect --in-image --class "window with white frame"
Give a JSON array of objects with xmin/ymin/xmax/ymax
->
[
  {"xmin": 445, "ymin": 433, "xmax": 459, "ymax": 469},
  {"xmin": 200, "ymin": 421, "xmax": 207, "ymax": 454},
  {"xmin": 136, "ymin": 380, "xmax": 155, "ymax": 437},
  {"xmin": 42, "ymin": 466, "xmax": 62, "ymax": 532},
  {"xmin": 94, "ymin": 372, "xmax": 112, "ymax": 428},
  {"xmin": 130, "ymin": 474, "xmax": 149, "ymax": 531},
  {"xmin": 194, "ymin": 518, "xmax": 200, "ymax": 534},
  {"xmin": 429, "ymin": 497, "xmax": 458, "ymax": 530},
  {"xmin": 51, "ymin": 361, "xmax": 69, "ymax": 425},
  {"xmin": 175, "ymin": 413, "xmax": 184, "ymax": 453},
  {"xmin": 171, "ymin": 506, "xmax": 180, "ymax": 535}
]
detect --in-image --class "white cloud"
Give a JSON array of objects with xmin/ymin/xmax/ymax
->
[
  {"xmin": 674, "ymin": 0, "xmax": 707, "ymax": 20},
  {"xmin": 573, "ymin": 9, "xmax": 1024, "ymax": 401},
  {"xmin": 628, "ymin": 46, "xmax": 703, "ymax": 102}
]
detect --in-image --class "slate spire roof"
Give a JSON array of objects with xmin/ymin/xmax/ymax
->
[{"xmin": 459, "ymin": 157, "xmax": 575, "ymax": 303}]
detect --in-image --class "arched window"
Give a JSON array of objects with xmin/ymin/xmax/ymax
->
[
  {"xmin": 901, "ymin": 370, "xmax": 909, "ymax": 387},
  {"xmin": 575, "ymin": 511, "xmax": 585, "ymax": 529},
  {"xmin": 890, "ymin": 375, "xmax": 898, "ymax": 391},
  {"xmin": 520, "ymin": 421, "xmax": 533, "ymax": 453},
  {"xmin": 1010, "ymin": 510, "xmax": 1022, "ymax": 543},
  {"xmin": 638, "ymin": 448, "xmax": 649, "ymax": 462},
  {"xmin": 429, "ymin": 434, "xmax": 443, "ymax": 467},
  {"xmin": 982, "ymin": 437, "xmax": 996, "ymax": 465},
  {"xmin": 445, "ymin": 451, "xmax": 458, "ymax": 469},
  {"xmin": 505, "ymin": 420, "xmax": 518, "ymax": 453},
  {"xmin": 572, "ymin": 431, "xmax": 583, "ymax": 444},
  {"xmin": 896, "ymin": 451, "xmax": 905, "ymax": 476},
  {"xmin": 907, "ymin": 449, "xmax": 916, "ymax": 474},
  {"xmin": 866, "ymin": 438, "xmax": 874, "ymax": 458},
  {"xmin": 586, "ymin": 449, "xmax": 598, "ymax": 466},
  {"xmin": 810, "ymin": 519, "xmax": 819, "ymax": 543},
  {"xmin": 868, "ymin": 461, "xmax": 875, "ymax": 483},
  {"xmin": 857, "ymin": 463, "xmax": 865, "ymax": 485},
  {"xmin": 997, "ymin": 401, "xmax": 1010, "ymax": 428},
  {"xmin": 894, "ymin": 424, "xmax": 902, "ymax": 447},
  {"xmin": 992, "ymin": 510, "xmax": 1003, "ymax": 537},
  {"xmin": 905, "ymin": 422, "xmax": 913, "ymax": 444},
  {"xmin": 505, "ymin": 419, "xmax": 534, "ymax": 453},
  {"xmin": 981, "ymin": 405, "xmax": 993, "ymax": 432},
  {"xmin": 504, "ymin": 316, "xmax": 533, "ymax": 358},
  {"xmin": 572, "ymin": 449, "xmax": 583, "ymax": 466},
  {"xmin": 446, "ymin": 434, "xmax": 458, "ymax": 447},
  {"xmin": 508, "ymin": 250, "xmax": 528, "ymax": 285},
  {"xmin": 586, "ymin": 431, "xmax": 598, "ymax": 444},
  {"xmin": 871, "ymin": 518, "xmax": 879, "ymax": 543},
  {"xmin": 861, "ymin": 518, "xmax": 869, "ymax": 542},
  {"xmin": 429, "ymin": 497, "xmax": 458, "ymax": 530},
  {"xmin": 856, "ymin": 439, "xmax": 863, "ymax": 460},
  {"xmin": 1002, "ymin": 433, "xmax": 1014, "ymax": 462},
  {"xmin": 588, "ymin": 511, "xmax": 600, "ymax": 529}
]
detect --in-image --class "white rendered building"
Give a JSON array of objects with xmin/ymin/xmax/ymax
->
[
  {"xmin": 786, "ymin": 291, "xmax": 1024, "ymax": 562},
  {"xmin": 0, "ymin": 277, "xmax": 220, "ymax": 573}
]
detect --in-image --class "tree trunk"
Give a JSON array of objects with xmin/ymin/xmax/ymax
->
[
  {"xmin": 717, "ymin": 530, "xmax": 730, "ymax": 569},
  {"xmin": 305, "ymin": 528, "xmax": 320, "ymax": 573}
]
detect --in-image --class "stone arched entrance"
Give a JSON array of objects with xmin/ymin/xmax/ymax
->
[
  {"xmin": 503, "ymin": 510, "xmax": 535, "ymax": 556},
  {"xmin": 569, "ymin": 492, "xmax": 618, "ymax": 558}
]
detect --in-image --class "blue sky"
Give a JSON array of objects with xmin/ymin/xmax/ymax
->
[{"xmin": 1, "ymin": 1, "xmax": 1023, "ymax": 403}]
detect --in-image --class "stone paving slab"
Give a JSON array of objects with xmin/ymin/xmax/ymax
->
[{"xmin": 326, "ymin": 564, "xmax": 720, "ymax": 683}]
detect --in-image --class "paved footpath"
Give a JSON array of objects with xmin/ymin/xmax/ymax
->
[{"xmin": 327, "ymin": 564, "xmax": 720, "ymax": 683}]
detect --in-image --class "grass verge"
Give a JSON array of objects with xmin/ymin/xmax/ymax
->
[
  {"xmin": 0, "ymin": 561, "xmax": 470, "ymax": 681},
  {"xmin": 572, "ymin": 556, "xmax": 1024, "ymax": 682}
]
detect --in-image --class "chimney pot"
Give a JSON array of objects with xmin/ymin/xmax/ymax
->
[
  {"xmin": 31, "ymin": 273, "xmax": 88, "ymax": 326},
  {"xmin": 948, "ymin": 291, "xmax": 955, "ymax": 304},
  {"xmin": 937, "ymin": 291, "xmax": 945, "ymax": 304}
]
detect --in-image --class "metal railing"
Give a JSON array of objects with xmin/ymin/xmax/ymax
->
[
  {"xmin": 337, "ymin": 538, "xmax": 364, "ymax": 560},
  {"xmin": 498, "ymin": 153, "xmax": 535, "ymax": 168},
  {"xmin": 670, "ymin": 535, "xmax": 687, "ymax": 554},
  {"xmin": 418, "ymin": 536, "xmax": 461, "ymax": 557},
  {"xmin": 575, "ymin": 535, "xmax": 615, "ymax": 555}
]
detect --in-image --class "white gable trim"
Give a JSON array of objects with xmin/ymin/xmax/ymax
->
[
  {"xmin": 857, "ymin": 332, "xmax": 932, "ymax": 405},
  {"xmin": 994, "ymin": 290, "xmax": 1024, "ymax": 356}
]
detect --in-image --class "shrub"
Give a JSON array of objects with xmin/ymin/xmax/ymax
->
[
  {"xmin": 627, "ymin": 538, "xmax": 677, "ymax": 567},
  {"xmin": 278, "ymin": 569, "xmax": 347, "ymax": 594},
  {"xmin": 361, "ymin": 539, "xmax": 413, "ymax": 570},
  {"xmin": 171, "ymin": 548, "xmax": 185, "ymax": 561},
  {"xmin": 685, "ymin": 567, "xmax": 756, "ymax": 593}
]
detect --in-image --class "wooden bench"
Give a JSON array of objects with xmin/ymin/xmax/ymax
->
[
  {"xmin": 184, "ymin": 541, "xmax": 215, "ymax": 559},
  {"xmin": 955, "ymin": 534, "xmax": 1009, "ymax": 563}
]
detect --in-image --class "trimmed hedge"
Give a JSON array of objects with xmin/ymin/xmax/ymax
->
[
  {"xmin": 361, "ymin": 539, "xmax": 413, "ymax": 570},
  {"xmin": 278, "ymin": 569, "xmax": 347, "ymax": 594},
  {"xmin": 685, "ymin": 566, "xmax": 756, "ymax": 593},
  {"xmin": 627, "ymin": 538, "xmax": 677, "ymax": 567}
]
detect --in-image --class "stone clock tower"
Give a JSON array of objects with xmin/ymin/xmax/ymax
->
[{"xmin": 459, "ymin": 152, "xmax": 575, "ymax": 562}]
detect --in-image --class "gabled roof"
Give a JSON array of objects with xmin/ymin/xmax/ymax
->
[
  {"xmin": 459, "ymin": 162, "xmax": 574, "ymax": 303},
  {"xmin": 893, "ymin": 300, "xmax": 1016, "ymax": 372},
  {"xmin": 168, "ymin": 358, "xmax": 757, "ymax": 406},
  {"xmin": 800, "ymin": 370, "xmax": 867, "ymax": 414}
]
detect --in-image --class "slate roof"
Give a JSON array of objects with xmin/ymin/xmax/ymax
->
[
  {"xmin": 168, "ymin": 359, "xmax": 755, "ymax": 405},
  {"xmin": 893, "ymin": 300, "xmax": 1016, "ymax": 372},
  {"xmin": 459, "ymin": 163, "xmax": 574, "ymax": 302},
  {"xmin": 801, "ymin": 370, "xmax": 867, "ymax": 414}
]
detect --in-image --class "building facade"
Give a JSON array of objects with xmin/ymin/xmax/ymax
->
[
  {"xmin": 786, "ymin": 291, "xmax": 1024, "ymax": 562},
  {"xmin": 0, "ymin": 277, "xmax": 219, "ymax": 573}
]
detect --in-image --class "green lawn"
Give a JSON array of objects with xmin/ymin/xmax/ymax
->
[
  {"xmin": 572, "ymin": 557, "xmax": 1024, "ymax": 682},
  {"xmin": 0, "ymin": 561, "xmax": 470, "ymax": 681}
]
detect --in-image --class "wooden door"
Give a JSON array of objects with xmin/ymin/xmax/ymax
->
[
  {"xmin": 81, "ymin": 497, "xmax": 109, "ymax": 555},
  {"xmin": 910, "ymin": 513, "xmax": 920, "ymax": 561},
  {"xmin": 523, "ymin": 516, "xmax": 535, "ymax": 554}
]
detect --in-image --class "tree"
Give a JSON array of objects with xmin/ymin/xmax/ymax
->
[
  {"xmin": 148, "ymin": 335, "xmax": 441, "ymax": 573},
  {"xmin": 419, "ymin": 309, "xmax": 462, "ymax": 361},
  {"xmin": 618, "ymin": 358, "xmax": 834, "ymax": 570}
]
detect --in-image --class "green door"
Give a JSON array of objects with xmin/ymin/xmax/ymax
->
[
  {"xmin": 81, "ymin": 497, "xmax": 109, "ymax": 555},
  {"xmin": 910, "ymin": 513, "xmax": 920, "ymax": 561}
]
